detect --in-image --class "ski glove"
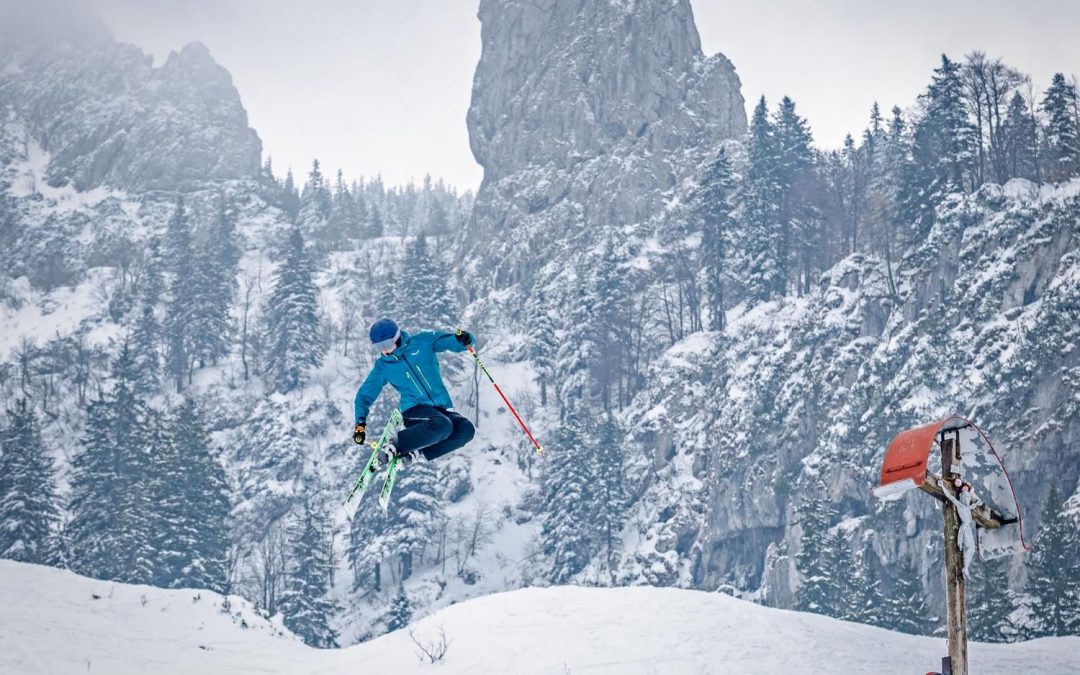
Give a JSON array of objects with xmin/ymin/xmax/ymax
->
[
  {"xmin": 455, "ymin": 329, "xmax": 473, "ymax": 347},
  {"xmin": 353, "ymin": 423, "xmax": 366, "ymax": 445}
]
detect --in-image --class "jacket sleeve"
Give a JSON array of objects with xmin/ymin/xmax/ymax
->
[
  {"xmin": 426, "ymin": 329, "xmax": 471, "ymax": 353},
  {"xmin": 354, "ymin": 365, "xmax": 385, "ymax": 424}
]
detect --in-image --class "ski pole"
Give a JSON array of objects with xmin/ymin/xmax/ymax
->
[{"xmin": 462, "ymin": 336, "xmax": 544, "ymax": 455}]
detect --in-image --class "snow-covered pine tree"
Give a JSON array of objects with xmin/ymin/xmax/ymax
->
[
  {"xmin": 734, "ymin": 96, "xmax": 782, "ymax": 304},
  {"xmin": 524, "ymin": 287, "xmax": 557, "ymax": 407},
  {"xmin": 772, "ymin": 95, "xmax": 815, "ymax": 296},
  {"xmin": 130, "ymin": 237, "xmax": 164, "ymax": 395},
  {"xmin": 591, "ymin": 412, "xmax": 626, "ymax": 583},
  {"xmin": 0, "ymin": 399, "xmax": 61, "ymax": 564},
  {"xmin": 692, "ymin": 147, "xmax": 736, "ymax": 331},
  {"xmin": 395, "ymin": 234, "xmax": 456, "ymax": 330},
  {"xmin": 1002, "ymin": 91, "xmax": 1039, "ymax": 182},
  {"xmin": 880, "ymin": 555, "xmax": 932, "ymax": 635},
  {"xmin": 590, "ymin": 238, "xmax": 633, "ymax": 409},
  {"xmin": 282, "ymin": 168, "xmax": 301, "ymax": 222},
  {"xmin": 329, "ymin": 169, "xmax": 362, "ymax": 241},
  {"xmin": 186, "ymin": 196, "xmax": 239, "ymax": 369},
  {"xmin": 820, "ymin": 528, "xmax": 858, "ymax": 620},
  {"xmin": 68, "ymin": 343, "xmax": 157, "ymax": 584},
  {"xmin": 794, "ymin": 497, "xmax": 837, "ymax": 614},
  {"xmin": 1023, "ymin": 485, "xmax": 1080, "ymax": 637},
  {"xmin": 384, "ymin": 584, "xmax": 412, "ymax": 633},
  {"xmin": 264, "ymin": 225, "xmax": 324, "ymax": 392},
  {"xmin": 849, "ymin": 543, "xmax": 886, "ymax": 627},
  {"xmin": 1040, "ymin": 73, "xmax": 1080, "ymax": 182},
  {"xmin": 540, "ymin": 405, "xmax": 598, "ymax": 584},
  {"xmin": 299, "ymin": 159, "xmax": 334, "ymax": 249},
  {"xmin": 348, "ymin": 505, "xmax": 391, "ymax": 593},
  {"xmin": 384, "ymin": 457, "xmax": 445, "ymax": 581},
  {"xmin": 967, "ymin": 556, "xmax": 1018, "ymax": 643},
  {"xmin": 280, "ymin": 498, "xmax": 340, "ymax": 648},
  {"xmin": 899, "ymin": 54, "xmax": 979, "ymax": 238},
  {"xmin": 164, "ymin": 197, "xmax": 196, "ymax": 392},
  {"xmin": 151, "ymin": 398, "xmax": 231, "ymax": 592},
  {"xmin": 554, "ymin": 271, "xmax": 599, "ymax": 418}
]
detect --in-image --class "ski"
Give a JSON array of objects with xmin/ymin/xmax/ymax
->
[
  {"xmin": 377, "ymin": 453, "xmax": 400, "ymax": 512},
  {"xmin": 342, "ymin": 410, "xmax": 402, "ymax": 520}
]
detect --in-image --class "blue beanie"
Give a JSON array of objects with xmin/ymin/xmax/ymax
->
[{"xmin": 369, "ymin": 318, "xmax": 399, "ymax": 343}]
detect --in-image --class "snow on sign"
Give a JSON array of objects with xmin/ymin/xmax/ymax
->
[{"xmin": 873, "ymin": 416, "xmax": 1029, "ymax": 560}]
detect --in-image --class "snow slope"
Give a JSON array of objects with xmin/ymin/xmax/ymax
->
[{"xmin": 2, "ymin": 560, "xmax": 1077, "ymax": 675}]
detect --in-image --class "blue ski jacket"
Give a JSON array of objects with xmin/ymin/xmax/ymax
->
[{"xmin": 353, "ymin": 329, "xmax": 472, "ymax": 424}]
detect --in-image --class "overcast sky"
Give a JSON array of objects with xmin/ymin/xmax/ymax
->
[{"xmin": 93, "ymin": 0, "xmax": 1080, "ymax": 192}]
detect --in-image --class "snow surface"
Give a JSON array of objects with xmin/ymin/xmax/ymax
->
[{"xmin": 2, "ymin": 560, "xmax": 1078, "ymax": 675}]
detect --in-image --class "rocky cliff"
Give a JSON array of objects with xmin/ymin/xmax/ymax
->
[{"xmin": 465, "ymin": 0, "xmax": 746, "ymax": 287}]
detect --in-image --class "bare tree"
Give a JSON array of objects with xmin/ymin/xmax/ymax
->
[
  {"xmin": 248, "ymin": 522, "xmax": 287, "ymax": 615},
  {"xmin": 238, "ymin": 261, "xmax": 264, "ymax": 382},
  {"xmin": 452, "ymin": 502, "xmax": 496, "ymax": 580},
  {"xmin": 409, "ymin": 626, "xmax": 450, "ymax": 663}
]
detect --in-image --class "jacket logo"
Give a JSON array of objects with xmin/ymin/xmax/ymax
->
[{"xmin": 410, "ymin": 350, "xmax": 420, "ymax": 356}]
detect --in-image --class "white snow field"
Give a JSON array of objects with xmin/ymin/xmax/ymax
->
[{"xmin": 1, "ymin": 560, "xmax": 1077, "ymax": 675}]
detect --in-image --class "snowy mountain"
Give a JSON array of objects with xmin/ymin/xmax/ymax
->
[
  {"xmin": 3, "ymin": 559, "xmax": 1078, "ymax": 675},
  {"xmin": 2, "ymin": 0, "xmax": 1079, "ymax": 659},
  {"xmin": 0, "ymin": 1, "xmax": 261, "ymax": 193}
]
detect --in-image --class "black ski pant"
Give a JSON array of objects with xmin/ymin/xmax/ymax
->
[{"xmin": 397, "ymin": 405, "xmax": 475, "ymax": 461}]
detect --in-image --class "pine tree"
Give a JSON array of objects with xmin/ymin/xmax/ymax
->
[
  {"xmin": 736, "ymin": 96, "xmax": 783, "ymax": 304},
  {"xmin": 130, "ymin": 237, "xmax": 164, "ymax": 395},
  {"xmin": 394, "ymin": 234, "xmax": 456, "ymax": 329},
  {"xmin": 1040, "ymin": 73, "xmax": 1080, "ymax": 181},
  {"xmin": 794, "ymin": 498, "xmax": 836, "ymax": 614},
  {"xmin": 968, "ymin": 556, "xmax": 1017, "ymax": 643},
  {"xmin": 0, "ymin": 399, "xmax": 61, "ymax": 564},
  {"xmin": 554, "ymin": 272, "xmax": 599, "ymax": 415},
  {"xmin": 693, "ymin": 148, "xmax": 736, "ymax": 331},
  {"xmin": 881, "ymin": 555, "xmax": 932, "ymax": 635},
  {"xmin": 385, "ymin": 585, "xmax": 413, "ymax": 632},
  {"xmin": 151, "ymin": 399, "xmax": 231, "ymax": 592},
  {"xmin": 821, "ymin": 528, "xmax": 858, "ymax": 620},
  {"xmin": 282, "ymin": 168, "xmax": 301, "ymax": 222},
  {"xmin": 264, "ymin": 225, "xmax": 324, "ymax": 392},
  {"xmin": 384, "ymin": 458, "xmax": 444, "ymax": 581},
  {"xmin": 899, "ymin": 55, "xmax": 980, "ymax": 238},
  {"xmin": 299, "ymin": 159, "xmax": 334, "ymax": 248},
  {"xmin": 540, "ymin": 406, "xmax": 598, "ymax": 583},
  {"xmin": 348, "ymin": 504, "xmax": 390, "ymax": 593},
  {"xmin": 280, "ymin": 499, "xmax": 340, "ymax": 648},
  {"xmin": 1003, "ymin": 91, "xmax": 1039, "ymax": 182},
  {"xmin": 524, "ymin": 287, "xmax": 557, "ymax": 407},
  {"xmin": 772, "ymin": 96, "xmax": 815, "ymax": 296},
  {"xmin": 68, "ymin": 343, "xmax": 157, "ymax": 584},
  {"xmin": 1023, "ymin": 485, "xmax": 1080, "ymax": 637},
  {"xmin": 329, "ymin": 169, "xmax": 362, "ymax": 241},
  {"xmin": 849, "ymin": 545, "xmax": 886, "ymax": 627},
  {"xmin": 592, "ymin": 413, "xmax": 626, "ymax": 582},
  {"xmin": 164, "ymin": 198, "xmax": 196, "ymax": 392},
  {"xmin": 590, "ymin": 238, "xmax": 633, "ymax": 409}
]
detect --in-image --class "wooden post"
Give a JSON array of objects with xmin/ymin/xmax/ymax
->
[{"xmin": 940, "ymin": 432, "xmax": 968, "ymax": 675}]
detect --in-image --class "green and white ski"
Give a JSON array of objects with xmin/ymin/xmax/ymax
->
[
  {"xmin": 377, "ymin": 452, "xmax": 401, "ymax": 513},
  {"xmin": 342, "ymin": 410, "xmax": 402, "ymax": 520}
]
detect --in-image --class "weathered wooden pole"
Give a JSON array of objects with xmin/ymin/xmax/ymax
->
[{"xmin": 939, "ymin": 431, "xmax": 967, "ymax": 675}]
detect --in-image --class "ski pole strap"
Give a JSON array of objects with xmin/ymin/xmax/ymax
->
[{"xmin": 467, "ymin": 345, "xmax": 544, "ymax": 454}]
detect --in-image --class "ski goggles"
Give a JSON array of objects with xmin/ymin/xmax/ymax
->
[{"xmin": 372, "ymin": 329, "xmax": 401, "ymax": 352}]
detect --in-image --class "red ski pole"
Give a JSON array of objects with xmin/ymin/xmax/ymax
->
[{"xmin": 463, "ymin": 338, "xmax": 544, "ymax": 455}]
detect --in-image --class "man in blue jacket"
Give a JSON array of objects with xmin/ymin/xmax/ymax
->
[{"xmin": 352, "ymin": 318, "xmax": 476, "ymax": 467}]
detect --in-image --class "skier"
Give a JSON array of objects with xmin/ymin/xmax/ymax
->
[
  {"xmin": 943, "ymin": 477, "xmax": 979, "ymax": 578},
  {"xmin": 352, "ymin": 318, "xmax": 476, "ymax": 468}
]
